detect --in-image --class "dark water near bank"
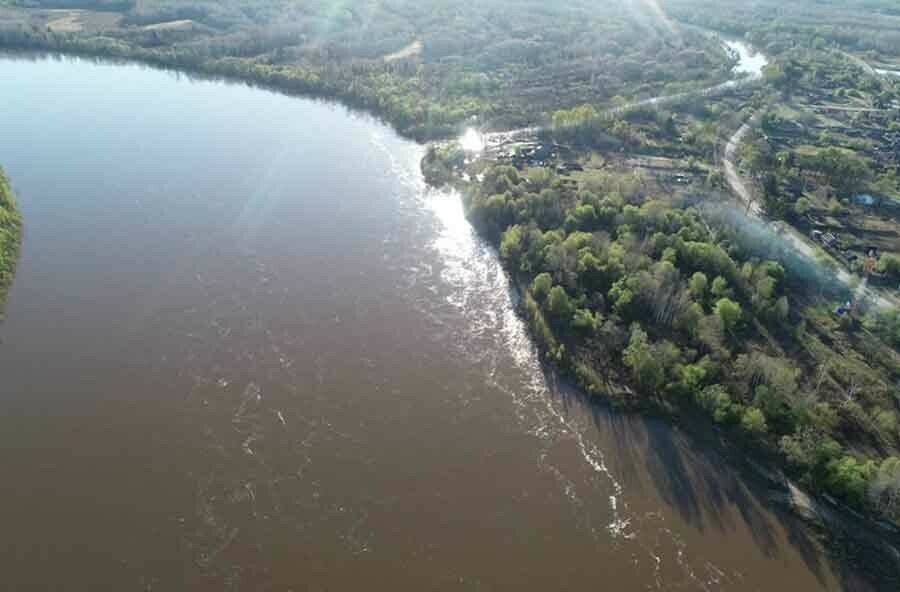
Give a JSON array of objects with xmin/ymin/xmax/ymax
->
[{"xmin": 0, "ymin": 55, "xmax": 868, "ymax": 590}]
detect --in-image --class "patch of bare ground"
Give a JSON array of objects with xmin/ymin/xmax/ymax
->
[
  {"xmin": 142, "ymin": 19, "xmax": 195, "ymax": 32},
  {"xmin": 46, "ymin": 10, "xmax": 83, "ymax": 32},
  {"xmin": 43, "ymin": 9, "xmax": 121, "ymax": 33},
  {"xmin": 383, "ymin": 39, "xmax": 422, "ymax": 62}
]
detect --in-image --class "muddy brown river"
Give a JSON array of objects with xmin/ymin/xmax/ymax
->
[{"xmin": 0, "ymin": 54, "xmax": 875, "ymax": 590}]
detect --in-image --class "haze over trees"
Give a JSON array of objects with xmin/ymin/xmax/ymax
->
[
  {"xmin": 665, "ymin": 0, "xmax": 900, "ymax": 57},
  {"xmin": 0, "ymin": 0, "xmax": 732, "ymax": 138}
]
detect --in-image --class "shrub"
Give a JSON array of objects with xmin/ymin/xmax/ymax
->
[{"xmin": 826, "ymin": 455, "xmax": 877, "ymax": 506}]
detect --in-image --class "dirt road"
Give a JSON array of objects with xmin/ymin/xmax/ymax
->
[{"xmin": 722, "ymin": 117, "xmax": 896, "ymax": 309}]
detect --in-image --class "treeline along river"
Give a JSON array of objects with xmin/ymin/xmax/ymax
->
[{"xmin": 0, "ymin": 53, "xmax": 880, "ymax": 590}]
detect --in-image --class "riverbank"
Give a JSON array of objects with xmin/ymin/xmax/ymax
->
[
  {"xmin": 0, "ymin": 167, "xmax": 22, "ymax": 315},
  {"xmin": 0, "ymin": 41, "xmax": 443, "ymax": 142},
  {"xmin": 501, "ymin": 239, "xmax": 900, "ymax": 590},
  {"xmin": 461, "ymin": 163, "xmax": 900, "ymax": 589},
  {"xmin": 8, "ymin": 31, "xmax": 892, "ymax": 580},
  {"xmin": 430, "ymin": 144, "xmax": 900, "ymax": 588},
  {"xmin": 4, "ymin": 52, "xmax": 864, "ymax": 590},
  {"xmin": 441, "ymin": 135, "xmax": 900, "ymax": 542}
]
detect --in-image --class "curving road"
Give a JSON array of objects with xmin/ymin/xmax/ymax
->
[{"xmin": 721, "ymin": 116, "xmax": 896, "ymax": 309}]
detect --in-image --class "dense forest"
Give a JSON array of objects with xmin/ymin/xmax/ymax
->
[
  {"xmin": 664, "ymin": 0, "xmax": 900, "ymax": 57},
  {"xmin": 0, "ymin": 0, "xmax": 732, "ymax": 138},
  {"xmin": 0, "ymin": 167, "xmax": 21, "ymax": 315}
]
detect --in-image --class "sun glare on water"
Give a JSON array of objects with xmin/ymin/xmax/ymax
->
[{"xmin": 459, "ymin": 128, "xmax": 485, "ymax": 153}]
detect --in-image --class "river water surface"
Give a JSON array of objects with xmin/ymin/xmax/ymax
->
[{"xmin": 0, "ymin": 54, "xmax": 869, "ymax": 590}]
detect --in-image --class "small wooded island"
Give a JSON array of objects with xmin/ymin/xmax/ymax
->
[{"xmin": 0, "ymin": 167, "xmax": 21, "ymax": 313}]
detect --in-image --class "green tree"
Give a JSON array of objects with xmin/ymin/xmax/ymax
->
[
  {"xmin": 689, "ymin": 272, "xmax": 708, "ymax": 299},
  {"xmin": 827, "ymin": 456, "xmax": 877, "ymax": 505},
  {"xmin": 863, "ymin": 307, "xmax": 900, "ymax": 348},
  {"xmin": 696, "ymin": 384, "xmax": 739, "ymax": 424},
  {"xmin": 741, "ymin": 407, "xmax": 768, "ymax": 435},
  {"xmin": 772, "ymin": 296, "xmax": 789, "ymax": 322},
  {"xmin": 714, "ymin": 298, "xmax": 742, "ymax": 333},
  {"xmin": 793, "ymin": 196, "xmax": 811, "ymax": 217},
  {"xmin": 572, "ymin": 308, "xmax": 600, "ymax": 334},
  {"xmin": 875, "ymin": 410, "xmax": 898, "ymax": 436},
  {"xmin": 531, "ymin": 272, "xmax": 553, "ymax": 302},
  {"xmin": 753, "ymin": 385, "xmax": 787, "ymax": 424},
  {"xmin": 780, "ymin": 429, "xmax": 841, "ymax": 473},
  {"xmin": 876, "ymin": 253, "xmax": 900, "ymax": 279},
  {"xmin": 674, "ymin": 362, "xmax": 707, "ymax": 396},
  {"xmin": 568, "ymin": 203, "xmax": 598, "ymax": 231},
  {"xmin": 623, "ymin": 325, "xmax": 664, "ymax": 392},
  {"xmin": 869, "ymin": 457, "xmax": 900, "ymax": 520},
  {"xmin": 546, "ymin": 285, "xmax": 572, "ymax": 320},
  {"xmin": 711, "ymin": 276, "xmax": 731, "ymax": 299},
  {"xmin": 499, "ymin": 225, "xmax": 524, "ymax": 265}
]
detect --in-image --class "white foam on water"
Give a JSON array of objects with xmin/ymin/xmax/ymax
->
[{"xmin": 364, "ymin": 127, "xmax": 743, "ymax": 588}]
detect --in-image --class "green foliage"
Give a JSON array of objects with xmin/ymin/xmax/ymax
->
[
  {"xmin": 499, "ymin": 225, "xmax": 524, "ymax": 266},
  {"xmin": 623, "ymin": 325, "xmax": 665, "ymax": 393},
  {"xmin": 673, "ymin": 362, "xmax": 708, "ymax": 397},
  {"xmin": 678, "ymin": 241, "xmax": 738, "ymax": 280},
  {"xmin": 0, "ymin": 166, "xmax": 22, "ymax": 314},
  {"xmin": 813, "ymin": 402, "xmax": 841, "ymax": 432},
  {"xmin": 875, "ymin": 410, "xmax": 899, "ymax": 437},
  {"xmin": 741, "ymin": 407, "xmax": 768, "ymax": 435},
  {"xmin": 876, "ymin": 253, "xmax": 900, "ymax": 279},
  {"xmin": 572, "ymin": 308, "xmax": 601, "ymax": 334},
  {"xmin": 793, "ymin": 196, "xmax": 811, "ymax": 217},
  {"xmin": 422, "ymin": 144, "xmax": 464, "ymax": 186},
  {"xmin": 753, "ymin": 385, "xmax": 787, "ymax": 424},
  {"xmin": 552, "ymin": 104, "xmax": 604, "ymax": 145},
  {"xmin": 710, "ymin": 276, "xmax": 731, "ymax": 299},
  {"xmin": 870, "ymin": 457, "xmax": 900, "ymax": 521},
  {"xmin": 689, "ymin": 272, "xmax": 708, "ymax": 300},
  {"xmin": 826, "ymin": 455, "xmax": 877, "ymax": 506},
  {"xmin": 714, "ymin": 298, "xmax": 742, "ymax": 332},
  {"xmin": 772, "ymin": 296, "xmax": 790, "ymax": 322},
  {"xmin": 566, "ymin": 203, "xmax": 598, "ymax": 232},
  {"xmin": 863, "ymin": 307, "xmax": 900, "ymax": 348},
  {"xmin": 461, "ymin": 78, "xmax": 899, "ymax": 512},
  {"xmin": 696, "ymin": 384, "xmax": 740, "ymax": 424},
  {"xmin": 530, "ymin": 272, "xmax": 553, "ymax": 302},
  {"xmin": 546, "ymin": 285, "xmax": 573, "ymax": 321},
  {"xmin": 522, "ymin": 290, "xmax": 559, "ymax": 357},
  {"xmin": 799, "ymin": 147, "xmax": 872, "ymax": 196},
  {"xmin": 780, "ymin": 429, "xmax": 842, "ymax": 475}
]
